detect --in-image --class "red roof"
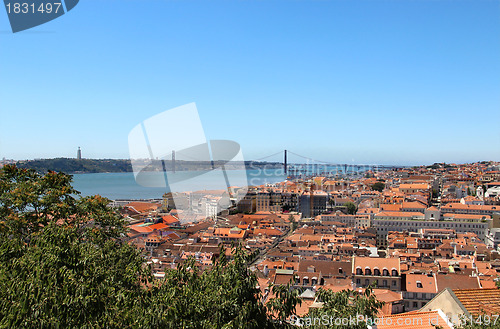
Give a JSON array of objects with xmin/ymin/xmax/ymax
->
[
  {"xmin": 162, "ymin": 215, "xmax": 180, "ymax": 224},
  {"xmin": 148, "ymin": 222, "xmax": 170, "ymax": 231}
]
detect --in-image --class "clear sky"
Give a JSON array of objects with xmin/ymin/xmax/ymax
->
[{"xmin": 1, "ymin": 0, "xmax": 499, "ymax": 165}]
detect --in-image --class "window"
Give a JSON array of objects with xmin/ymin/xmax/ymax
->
[
  {"xmin": 413, "ymin": 302, "xmax": 418, "ymax": 308},
  {"xmin": 383, "ymin": 269, "xmax": 389, "ymax": 276},
  {"xmin": 373, "ymin": 268, "xmax": 380, "ymax": 276},
  {"xmin": 356, "ymin": 279, "xmax": 361, "ymax": 284},
  {"xmin": 383, "ymin": 280, "xmax": 387, "ymax": 287},
  {"xmin": 356, "ymin": 268, "xmax": 362, "ymax": 275},
  {"xmin": 339, "ymin": 268, "xmax": 343, "ymax": 274},
  {"xmin": 365, "ymin": 279, "xmax": 369, "ymax": 286},
  {"xmin": 392, "ymin": 269, "xmax": 398, "ymax": 276},
  {"xmin": 416, "ymin": 281, "xmax": 423, "ymax": 288},
  {"xmin": 365, "ymin": 268, "xmax": 372, "ymax": 275},
  {"xmin": 392, "ymin": 280, "xmax": 397, "ymax": 286}
]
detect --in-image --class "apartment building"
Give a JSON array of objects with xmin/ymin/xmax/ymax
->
[
  {"xmin": 298, "ymin": 191, "xmax": 328, "ymax": 218},
  {"xmin": 352, "ymin": 256, "xmax": 401, "ymax": 292},
  {"xmin": 373, "ymin": 211, "xmax": 490, "ymax": 247},
  {"xmin": 402, "ymin": 273, "xmax": 438, "ymax": 311}
]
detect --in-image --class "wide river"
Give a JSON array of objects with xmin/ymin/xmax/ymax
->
[{"xmin": 72, "ymin": 169, "xmax": 286, "ymax": 200}]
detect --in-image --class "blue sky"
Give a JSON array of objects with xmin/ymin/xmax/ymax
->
[{"xmin": 1, "ymin": 0, "xmax": 499, "ymax": 165}]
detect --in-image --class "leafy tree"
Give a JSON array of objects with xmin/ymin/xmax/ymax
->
[
  {"xmin": 288, "ymin": 214, "xmax": 298, "ymax": 231},
  {"xmin": 432, "ymin": 188, "xmax": 439, "ymax": 199},
  {"xmin": 344, "ymin": 202, "xmax": 357, "ymax": 215},
  {"xmin": 136, "ymin": 244, "xmax": 275, "ymax": 329},
  {"xmin": 371, "ymin": 182, "xmax": 385, "ymax": 192},
  {"xmin": 267, "ymin": 281, "xmax": 302, "ymax": 328},
  {"xmin": 0, "ymin": 165, "xmax": 148, "ymax": 328}
]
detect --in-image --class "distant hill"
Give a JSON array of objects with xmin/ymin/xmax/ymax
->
[
  {"xmin": 15, "ymin": 158, "xmax": 282, "ymax": 174},
  {"xmin": 16, "ymin": 158, "xmax": 133, "ymax": 174}
]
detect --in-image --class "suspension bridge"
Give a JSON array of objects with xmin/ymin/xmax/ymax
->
[{"xmin": 171, "ymin": 148, "xmax": 409, "ymax": 178}]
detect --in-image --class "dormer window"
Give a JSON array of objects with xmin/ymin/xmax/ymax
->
[{"xmin": 416, "ymin": 281, "xmax": 423, "ymax": 288}]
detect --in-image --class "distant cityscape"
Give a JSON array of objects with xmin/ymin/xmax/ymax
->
[
  {"xmin": 3, "ymin": 152, "xmax": 500, "ymax": 328},
  {"xmin": 3, "ymin": 151, "xmax": 500, "ymax": 325},
  {"xmin": 109, "ymin": 160, "xmax": 500, "ymax": 326}
]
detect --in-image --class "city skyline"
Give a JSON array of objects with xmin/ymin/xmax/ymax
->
[{"xmin": 1, "ymin": 0, "xmax": 499, "ymax": 165}]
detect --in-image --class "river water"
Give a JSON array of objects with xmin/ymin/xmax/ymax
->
[{"xmin": 72, "ymin": 168, "xmax": 286, "ymax": 200}]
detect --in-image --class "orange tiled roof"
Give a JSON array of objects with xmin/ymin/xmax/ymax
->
[
  {"xmin": 401, "ymin": 201, "xmax": 426, "ymax": 209},
  {"xmin": 124, "ymin": 202, "xmax": 160, "ymax": 213},
  {"xmin": 399, "ymin": 183, "xmax": 430, "ymax": 190},
  {"xmin": 453, "ymin": 288, "xmax": 500, "ymax": 316},
  {"xmin": 405, "ymin": 274, "xmax": 437, "ymax": 293},
  {"xmin": 128, "ymin": 223, "xmax": 153, "ymax": 233},
  {"xmin": 380, "ymin": 204, "xmax": 402, "ymax": 211},
  {"xmin": 162, "ymin": 215, "xmax": 180, "ymax": 224},
  {"xmin": 147, "ymin": 222, "xmax": 170, "ymax": 231},
  {"xmin": 441, "ymin": 203, "xmax": 498, "ymax": 211},
  {"xmin": 375, "ymin": 211, "xmax": 424, "ymax": 218},
  {"xmin": 480, "ymin": 279, "xmax": 498, "ymax": 289},
  {"xmin": 353, "ymin": 256, "xmax": 400, "ymax": 272}
]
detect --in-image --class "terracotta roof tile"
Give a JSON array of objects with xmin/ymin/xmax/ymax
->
[{"xmin": 453, "ymin": 288, "xmax": 500, "ymax": 316}]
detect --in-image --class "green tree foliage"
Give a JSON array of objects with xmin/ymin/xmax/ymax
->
[
  {"xmin": 432, "ymin": 188, "xmax": 439, "ymax": 199},
  {"xmin": 267, "ymin": 281, "xmax": 302, "ymax": 327},
  {"xmin": 371, "ymin": 182, "xmax": 385, "ymax": 192},
  {"xmin": 344, "ymin": 202, "xmax": 357, "ymax": 215},
  {"xmin": 135, "ymin": 244, "xmax": 277, "ymax": 329},
  {"xmin": 288, "ymin": 214, "xmax": 298, "ymax": 231},
  {"xmin": 0, "ymin": 165, "xmax": 147, "ymax": 328}
]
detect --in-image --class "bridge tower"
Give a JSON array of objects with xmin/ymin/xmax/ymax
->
[
  {"xmin": 284, "ymin": 149, "xmax": 288, "ymax": 175},
  {"xmin": 172, "ymin": 150, "xmax": 175, "ymax": 173}
]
